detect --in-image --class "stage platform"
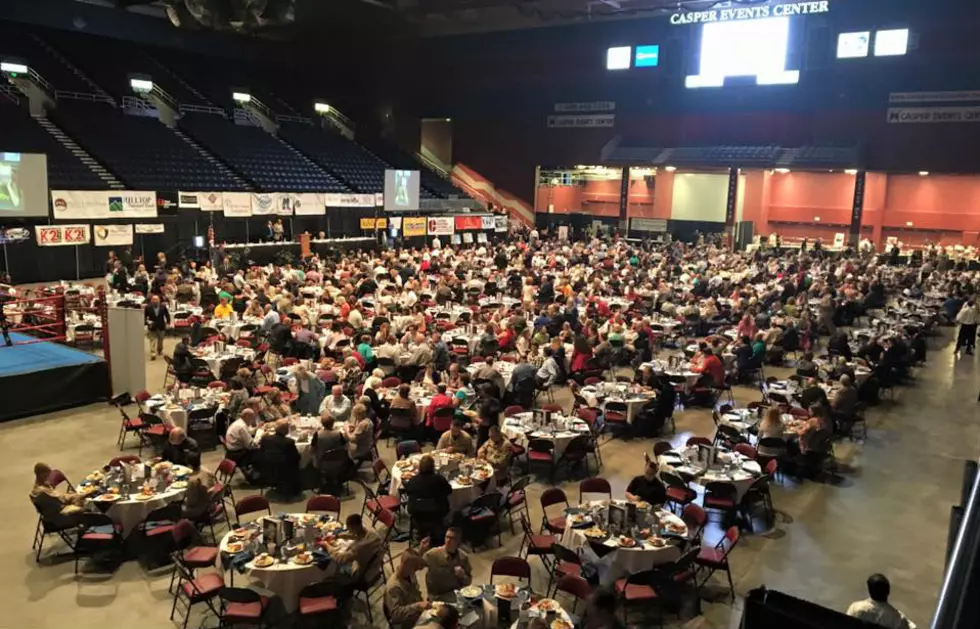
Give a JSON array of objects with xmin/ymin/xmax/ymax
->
[{"xmin": 0, "ymin": 333, "xmax": 110, "ymax": 422}]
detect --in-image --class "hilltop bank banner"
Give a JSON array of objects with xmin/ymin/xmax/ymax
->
[{"xmin": 51, "ymin": 191, "xmax": 158, "ymax": 219}]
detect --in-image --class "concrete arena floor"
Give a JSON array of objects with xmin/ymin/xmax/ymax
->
[{"xmin": 0, "ymin": 330, "xmax": 976, "ymax": 629}]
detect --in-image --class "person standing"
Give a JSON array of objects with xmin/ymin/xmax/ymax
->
[
  {"xmin": 143, "ymin": 295, "xmax": 170, "ymax": 360},
  {"xmin": 955, "ymin": 299, "xmax": 978, "ymax": 355}
]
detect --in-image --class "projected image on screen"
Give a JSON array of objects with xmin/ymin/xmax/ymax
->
[
  {"xmin": 384, "ymin": 169, "xmax": 421, "ymax": 211},
  {"xmin": 687, "ymin": 17, "xmax": 799, "ymax": 88},
  {"xmin": 0, "ymin": 152, "xmax": 49, "ymax": 217}
]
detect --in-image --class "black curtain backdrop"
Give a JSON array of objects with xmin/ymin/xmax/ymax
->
[{"xmin": 0, "ymin": 206, "xmax": 383, "ymax": 284}]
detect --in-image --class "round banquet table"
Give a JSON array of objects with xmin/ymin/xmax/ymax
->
[
  {"xmin": 216, "ymin": 513, "xmax": 349, "ymax": 612},
  {"xmin": 193, "ymin": 347, "xmax": 256, "ymax": 376},
  {"xmin": 81, "ymin": 464, "xmax": 193, "ymax": 536},
  {"xmin": 501, "ymin": 412, "xmax": 591, "ymax": 459},
  {"xmin": 579, "ymin": 385, "xmax": 656, "ymax": 424},
  {"xmin": 382, "ymin": 386, "xmax": 432, "ymax": 419},
  {"xmin": 147, "ymin": 396, "xmax": 224, "ymax": 431},
  {"xmin": 658, "ymin": 447, "xmax": 762, "ymax": 501},
  {"xmin": 254, "ymin": 415, "xmax": 322, "ymax": 468},
  {"xmin": 559, "ymin": 501, "xmax": 688, "ymax": 585},
  {"xmin": 389, "ymin": 452, "xmax": 496, "ymax": 513}
]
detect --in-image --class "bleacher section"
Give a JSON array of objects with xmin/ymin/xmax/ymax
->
[
  {"xmin": 51, "ymin": 102, "xmax": 248, "ymax": 191},
  {"xmin": 180, "ymin": 113, "xmax": 349, "ymax": 192},
  {"xmin": 790, "ymin": 145, "xmax": 861, "ymax": 168},
  {"xmin": 669, "ymin": 145, "xmax": 781, "ymax": 165},
  {"xmin": 279, "ymin": 122, "xmax": 389, "ymax": 193},
  {"xmin": 0, "ymin": 23, "xmax": 105, "ymax": 96},
  {"xmin": 42, "ymin": 31, "xmax": 211, "ymax": 106},
  {"xmin": 0, "ymin": 100, "xmax": 104, "ymax": 189}
]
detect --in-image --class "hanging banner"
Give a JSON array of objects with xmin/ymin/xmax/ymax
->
[
  {"xmin": 251, "ymin": 193, "xmax": 277, "ymax": 216},
  {"xmin": 155, "ymin": 191, "xmax": 179, "ymax": 216},
  {"xmin": 324, "ymin": 193, "xmax": 376, "ymax": 208},
  {"xmin": 135, "ymin": 223, "xmax": 166, "ymax": 234},
  {"xmin": 427, "ymin": 216, "xmax": 455, "ymax": 236},
  {"xmin": 374, "ymin": 193, "xmax": 384, "ymax": 207},
  {"xmin": 0, "ymin": 227, "xmax": 30, "ymax": 244},
  {"xmin": 359, "ymin": 217, "xmax": 388, "ymax": 230},
  {"xmin": 631, "ymin": 218, "xmax": 668, "ymax": 232},
  {"xmin": 222, "ymin": 192, "xmax": 252, "ymax": 217},
  {"xmin": 287, "ymin": 193, "xmax": 325, "ymax": 216},
  {"xmin": 480, "ymin": 215, "xmax": 495, "ymax": 230},
  {"xmin": 109, "ymin": 191, "xmax": 157, "ymax": 218},
  {"xmin": 198, "ymin": 191, "xmax": 224, "ymax": 212},
  {"xmin": 389, "ymin": 216, "xmax": 403, "ymax": 230},
  {"xmin": 403, "ymin": 216, "xmax": 427, "ymax": 237},
  {"xmin": 93, "ymin": 224, "xmax": 134, "ymax": 247},
  {"xmin": 51, "ymin": 190, "xmax": 108, "ymax": 220},
  {"xmin": 178, "ymin": 191, "xmax": 200, "ymax": 209},
  {"xmin": 494, "ymin": 215, "xmax": 509, "ymax": 232},
  {"xmin": 455, "ymin": 215, "xmax": 483, "ymax": 231},
  {"xmin": 36, "ymin": 224, "xmax": 90, "ymax": 246}
]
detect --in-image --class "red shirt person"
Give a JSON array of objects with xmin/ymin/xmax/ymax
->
[{"xmin": 692, "ymin": 348, "xmax": 725, "ymax": 387}]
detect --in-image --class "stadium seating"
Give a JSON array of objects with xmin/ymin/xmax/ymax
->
[
  {"xmin": 0, "ymin": 99, "xmax": 104, "ymax": 189},
  {"xmin": 790, "ymin": 145, "xmax": 860, "ymax": 168},
  {"xmin": 51, "ymin": 101, "xmax": 248, "ymax": 190},
  {"xmin": 668, "ymin": 145, "xmax": 780, "ymax": 166},
  {"xmin": 42, "ymin": 31, "xmax": 212, "ymax": 106},
  {"xmin": 279, "ymin": 122, "xmax": 390, "ymax": 193},
  {"xmin": 179, "ymin": 112, "xmax": 349, "ymax": 192},
  {"xmin": 0, "ymin": 23, "xmax": 105, "ymax": 96}
]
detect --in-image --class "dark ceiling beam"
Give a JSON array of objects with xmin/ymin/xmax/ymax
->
[{"xmin": 403, "ymin": 0, "xmax": 704, "ymax": 16}]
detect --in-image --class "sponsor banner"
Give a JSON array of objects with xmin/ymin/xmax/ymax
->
[
  {"xmin": 0, "ymin": 227, "xmax": 30, "ymax": 244},
  {"xmin": 427, "ymin": 217, "xmax": 454, "ymax": 236},
  {"xmin": 198, "ymin": 191, "xmax": 224, "ymax": 212},
  {"xmin": 554, "ymin": 101, "xmax": 616, "ymax": 113},
  {"xmin": 93, "ymin": 224, "xmax": 134, "ymax": 247},
  {"xmin": 359, "ymin": 217, "xmax": 388, "ymax": 230},
  {"xmin": 403, "ymin": 216, "xmax": 427, "ymax": 237},
  {"xmin": 109, "ymin": 191, "xmax": 157, "ymax": 218},
  {"xmin": 324, "ymin": 193, "xmax": 376, "ymax": 208},
  {"xmin": 178, "ymin": 191, "xmax": 200, "ymax": 209},
  {"xmin": 631, "ymin": 218, "xmax": 668, "ymax": 232},
  {"xmin": 156, "ymin": 191, "xmax": 179, "ymax": 216},
  {"xmin": 51, "ymin": 190, "xmax": 107, "ymax": 220},
  {"xmin": 494, "ymin": 215, "xmax": 508, "ymax": 232},
  {"xmin": 287, "ymin": 193, "xmax": 325, "ymax": 216},
  {"xmin": 547, "ymin": 114, "xmax": 615, "ymax": 128},
  {"xmin": 135, "ymin": 223, "xmax": 165, "ymax": 234},
  {"xmin": 886, "ymin": 106, "xmax": 980, "ymax": 124},
  {"xmin": 251, "ymin": 193, "xmax": 278, "ymax": 216},
  {"xmin": 389, "ymin": 217, "xmax": 403, "ymax": 230},
  {"xmin": 36, "ymin": 224, "xmax": 90, "ymax": 246},
  {"xmin": 222, "ymin": 192, "xmax": 253, "ymax": 217},
  {"xmin": 375, "ymin": 193, "xmax": 384, "ymax": 207},
  {"xmin": 462, "ymin": 232, "xmax": 474, "ymax": 244},
  {"xmin": 420, "ymin": 198, "xmax": 483, "ymax": 211},
  {"xmin": 455, "ymin": 215, "xmax": 483, "ymax": 231},
  {"xmin": 480, "ymin": 215, "xmax": 495, "ymax": 230},
  {"xmin": 889, "ymin": 91, "xmax": 980, "ymax": 104}
]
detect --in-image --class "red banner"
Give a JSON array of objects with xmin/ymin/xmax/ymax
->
[{"xmin": 455, "ymin": 215, "xmax": 483, "ymax": 230}]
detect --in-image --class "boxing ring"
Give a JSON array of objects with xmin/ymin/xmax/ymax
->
[{"xmin": 0, "ymin": 292, "xmax": 109, "ymax": 422}]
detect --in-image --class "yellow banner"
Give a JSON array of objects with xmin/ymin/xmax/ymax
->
[
  {"xmin": 403, "ymin": 216, "xmax": 426, "ymax": 237},
  {"xmin": 359, "ymin": 217, "xmax": 388, "ymax": 230}
]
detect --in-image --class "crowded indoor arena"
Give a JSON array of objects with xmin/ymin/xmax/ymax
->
[{"xmin": 1, "ymin": 0, "xmax": 978, "ymax": 628}]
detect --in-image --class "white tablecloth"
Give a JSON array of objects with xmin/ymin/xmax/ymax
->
[
  {"xmin": 501, "ymin": 412, "xmax": 590, "ymax": 459},
  {"xmin": 389, "ymin": 453, "xmax": 496, "ymax": 513},
  {"xmin": 659, "ymin": 448, "xmax": 762, "ymax": 501}
]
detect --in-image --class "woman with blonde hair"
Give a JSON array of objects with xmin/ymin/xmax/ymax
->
[{"xmin": 757, "ymin": 407, "xmax": 786, "ymax": 457}]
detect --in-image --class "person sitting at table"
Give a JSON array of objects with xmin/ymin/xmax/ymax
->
[
  {"xmin": 320, "ymin": 384, "xmax": 352, "ymax": 423},
  {"xmin": 404, "ymin": 456, "xmax": 453, "ymax": 544},
  {"xmin": 828, "ymin": 331, "xmax": 853, "ymax": 361},
  {"xmin": 258, "ymin": 420, "xmax": 301, "ymax": 496},
  {"xmin": 426, "ymin": 384, "xmax": 455, "ymax": 428},
  {"xmin": 478, "ymin": 324, "xmax": 498, "ymax": 356},
  {"xmin": 751, "ymin": 332, "xmax": 767, "ymax": 364},
  {"xmin": 384, "ymin": 549, "xmax": 431, "ymax": 629},
  {"xmin": 831, "ymin": 374, "xmax": 859, "ymax": 417},
  {"xmin": 312, "ymin": 414, "xmax": 348, "ymax": 466},
  {"xmin": 437, "ymin": 418, "xmax": 475, "ymax": 456},
  {"xmin": 263, "ymin": 388, "xmax": 291, "ymax": 421},
  {"xmin": 417, "ymin": 605, "xmax": 460, "ymax": 629},
  {"xmin": 323, "ymin": 513, "xmax": 383, "ymax": 599},
  {"xmin": 474, "ymin": 385, "xmax": 503, "ymax": 447},
  {"xmin": 340, "ymin": 356, "xmax": 363, "ymax": 398},
  {"xmin": 857, "ymin": 336, "xmax": 884, "ymax": 365},
  {"xmin": 223, "ymin": 378, "xmax": 250, "ymax": 424},
  {"xmin": 634, "ymin": 364, "xmax": 657, "ymax": 388},
  {"xmin": 625, "ymin": 454, "xmax": 667, "ymax": 506},
  {"xmin": 161, "ymin": 427, "xmax": 201, "ymax": 470},
  {"xmin": 268, "ymin": 314, "xmax": 295, "ymax": 358},
  {"xmin": 471, "ymin": 357, "xmax": 506, "ymax": 399},
  {"xmin": 452, "ymin": 372, "xmax": 476, "ymax": 411},
  {"xmin": 846, "ymin": 573, "xmax": 916, "ymax": 629},
  {"xmin": 172, "ymin": 335, "xmax": 195, "ymax": 381},
  {"xmin": 584, "ymin": 586, "xmax": 628, "ymax": 629},
  {"xmin": 442, "ymin": 363, "xmax": 462, "ymax": 389},
  {"xmin": 756, "ymin": 408, "xmax": 786, "ymax": 458},
  {"xmin": 423, "ymin": 527, "xmax": 473, "ymax": 602},
  {"xmin": 799, "ymin": 377, "xmax": 829, "ymax": 411},
  {"xmin": 181, "ymin": 469, "xmax": 213, "ymax": 521},
  {"xmin": 346, "ymin": 403, "xmax": 375, "ymax": 467},
  {"xmin": 224, "ymin": 408, "xmax": 259, "ymax": 471},
  {"xmin": 691, "ymin": 346, "xmax": 725, "ymax": 388},
  {"xmin": 477, "ymin": 424, "xmax": 511, "ymax": 473},
  {"xmin": 733, "ymin": 336, "xmax": 754, "ymax": 378},
  {"xmin": 536, "ymin": 346, "xmax": 561, "ymax": 388},
  {"xmin": 213, "ymin": 296, "xmax": 234, "ymax": 319},
  {"xmin": 30, "ymin": 462, "xmax": 85, "ymax": 529},
  {"xmin": 796, "ymin": 352, "xmax": 818, "ymax": 377},
  {"xmin": 390, "ymin": 383, "xmax": 420, "ymax": 425}
]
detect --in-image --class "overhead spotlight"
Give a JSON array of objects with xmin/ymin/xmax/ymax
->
[
  {"xmin": 0, "ymin": 61, "xmax": 29, "ymax": 76},
  {"xmin": 664, "ymin": 166, "xmax": 677, "ymax": 172},
  {"xmin": 775, "ymin": 168, "xmax": 791, "ymax": 174},
  {"xmin": 130, "ymin": 78, "xmax": 154, "ymax": 93},
  {"xmin": 232, "ymin": 91, "xmax": 252, "ymax": 103},
  {"xmin": 314, "ymin": 102, "xmax": 331, "ymax": 113},
  {"xmin": 844, "ymin": 169, "xmax": 858, "ymax": 175},
  {"xmin": 918, "ymin": 171, "xmax": 929, "ymax": 176}
]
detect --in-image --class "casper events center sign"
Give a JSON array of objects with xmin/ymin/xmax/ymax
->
[{"xmin": 670, "ymin": 0, "xmax": 829, "ymax": 25}]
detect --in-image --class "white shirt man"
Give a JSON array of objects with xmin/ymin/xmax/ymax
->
[
  {"xmin": 846, "ymin": 599, "xmax": 915, "ymax": 629},
  {"xmin": 320, "ymin": 387, "xmax": 353, "ymax": 422},
  {"xmin": 224, "ymin": 410, "xmax": 257, "ymax": 452}
]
